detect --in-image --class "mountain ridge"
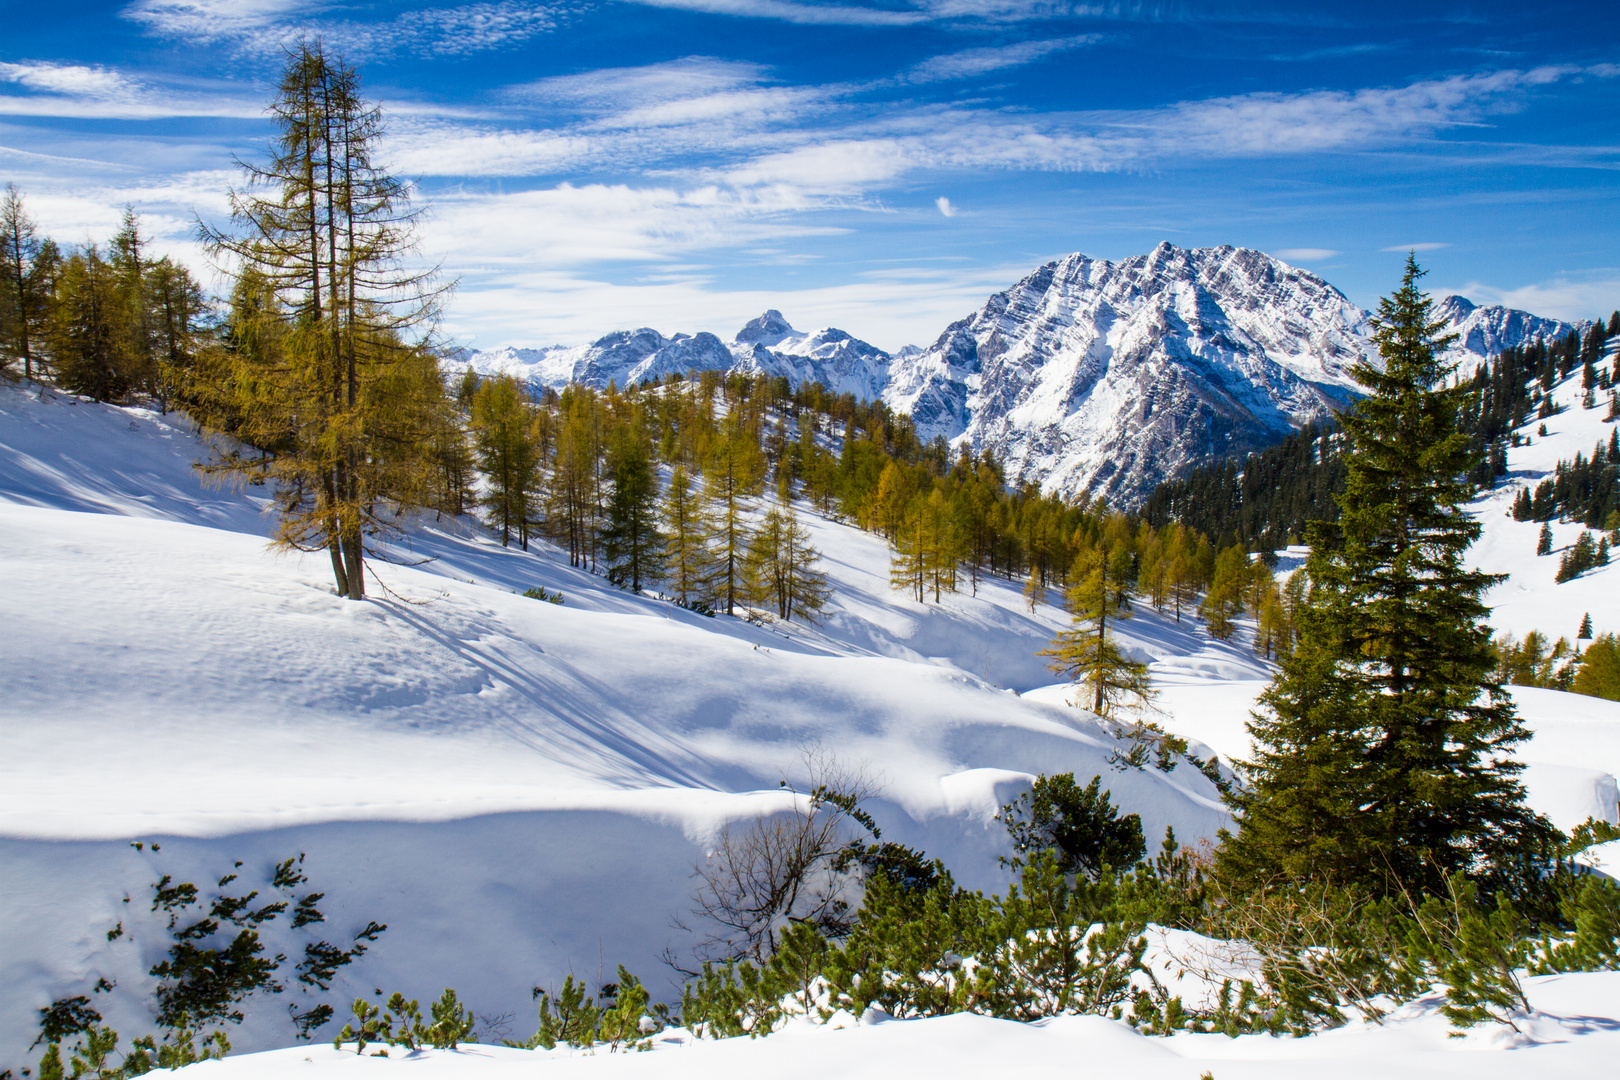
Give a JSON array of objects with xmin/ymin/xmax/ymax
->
[{"xmin": 456, "ymin": 243, "xmax": 1590, "ymax": 506}]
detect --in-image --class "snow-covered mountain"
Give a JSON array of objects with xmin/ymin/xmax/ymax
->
[
  {"xmin": 1434, "ymin": 294, "xmax": 1582, "ymax": 364},
  {"xmin": 887, "ymin": 245, "xmax": 1591, "ymax": 505},
  {"xmin": 457, "ymin": 310, "xmax": 893, "ymax": 401},
  {"xmin": 456, "ymin": 244, "xmax": 1589, "ymax": 506},
  {"xmin": 887, "ymin": 244, "xmax": 1371, "ymax": 506},
  {"xmin": 729, "ymin": 310, "xmax": 893, "ymax": 402}
]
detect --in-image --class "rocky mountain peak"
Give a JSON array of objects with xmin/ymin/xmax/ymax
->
[{"xmin": 734, "ymin": 309, "xmax": 797, "ymax": 347}]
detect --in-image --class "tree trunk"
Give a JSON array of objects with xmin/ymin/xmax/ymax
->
[
  {"xmin": 329, "ymin": 536, "xmax": 349, "ymax": 596},
  {"xmin": 342, "ymin": 531, "xmax": 365, "ymax": 600}
]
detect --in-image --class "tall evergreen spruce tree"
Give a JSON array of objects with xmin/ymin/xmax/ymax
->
[
  {"xmin": 1220, "ymin": 257, "xmax": 1548, "ymax": 898},
  {"xmin": 601, "ymin": 428, "xmax": 665, "ymax": 591}
]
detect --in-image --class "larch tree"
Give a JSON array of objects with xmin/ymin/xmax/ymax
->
[
  {"xmin": 50, "ymin": 245, "xmax": 126, "ymax": 402},
  {"xmin": 1039, "ymin": 543, "xmax": 1154, "ymax": 717},
  {"xmin": 661, "ymin": 464, "xmax": 717, "ymax": 607},
  {"xmin": 886, "ymin": 483, "xmax": 964, "ymax": 604},
  {"xmin": 889, "ymin": 501, "xmax": 927, "ymax": 602},
  {"xmin": 601, "ymin": 426, "xmax": 665, "ymax": 592},
  {"xmin": 198, "ymin": 40, "xmax": 450, "ymax": 600},
  {"xmin": 146, "ymin": 255, "xmax": 207, "ymax": 414},
  {"xmin": 546, "ymin": 386, "xmax": 602, "ymax": 568},
  {"xmin": 469, "ymin": 374, "xmax": 540, "ymax": 548},
  {"xmin": 1199, "ymin": 543, "xmax": 1248, "ymax": 640},
  {"xmin": 919, "ymin": 487, "xmax": 961, "ymax": 601},
  {"xmin": 109, "ymin": 208, "xmax": 159, "ymax": 398},
  {"xmin": 1, "ymin": 183, "xmax": 48, "ymax": 380},
  {"xmin": 703, "ymin": 412, "xmax": 765, "ymax": 615},
  {"xmin": 1220, "ymin": 256, "xmax": 1549, "ymax": 899},
  {"xmin": 745, "ymin": 503, "xmax": 832, "ymax": 623}
]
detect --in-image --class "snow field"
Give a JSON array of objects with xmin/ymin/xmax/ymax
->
[
  {"xmin": 0, "ymin": 383, "xmax": 1229, "ymax": 1064},
  {"xmin": 166, "ymin": 970, "xmax": 1620, "ymax": 1080},
  {"xmin": 4, "ymin": 362, "xmax": 1620, "ymax": 1076}
]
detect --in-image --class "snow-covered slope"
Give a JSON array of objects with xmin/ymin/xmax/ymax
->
[
  {"xmin": 3, "ymin": 356, "xmax": 1615, "ymax": 1071},
  {"xmin": 166, "ymin": 970, "xmax": 1620, "ymax": 1080},
  {"xmin": 459, "ymin": 245, "xmax": 1586, "ymax": 507},
  {"xmin": 0, "ymin": 382, "xmax": 1249, "ymax": 1067}
]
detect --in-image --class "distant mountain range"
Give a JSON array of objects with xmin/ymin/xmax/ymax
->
[{"xmin": 455, "ymin": 243, "xmax": 1588, "ymax": 507}]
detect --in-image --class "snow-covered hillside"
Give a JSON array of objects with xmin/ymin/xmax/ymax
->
[
  {"xmin": 457, "ymin": 244, "xmax": 1588, "ymax": 507},
  {"xmin": 0, "ymin": 381, "xmax": 1248, "ymax": 1068},
  {"xmin": 2, "ymin": 360, "xmax": 1617, "ymax": 1076}
]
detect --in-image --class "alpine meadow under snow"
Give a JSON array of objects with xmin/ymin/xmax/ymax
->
[{"xmin": 3, "ymin": 338, "xmax": 1620, "ymax": 1077}]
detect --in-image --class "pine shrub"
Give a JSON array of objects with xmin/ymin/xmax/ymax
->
[{"xmin": 997, "ymin": 773, "xmax": 1146, "ymax": 880}]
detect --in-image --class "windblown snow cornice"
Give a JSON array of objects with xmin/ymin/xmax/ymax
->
[{"xmin": 458, "ymin": 242, "xmax": 1587, "ymax": 508}]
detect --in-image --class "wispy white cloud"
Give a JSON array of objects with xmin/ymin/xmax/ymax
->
[
  {"xmin": 0, "ymin": 61, "xmax": 137, "ymax": 98},
  {"xmin": 386, "ymin": 123, "xmax": 597, "ymax": 178},
  {"xmin": 1121, "ymin": 68, "xmax": 1547, "ymax": 158},
  {"xmin": 903, "ymin": 34, "xmax": 1100, "ymax": 82},
  {"xmin": 935, "ymin": 195, "xmax": 957, "ymax": 216},
  {"xmin": 908, "ymin": 0, "xmax": 1159, "ymax": 23},
  {"xmin": 719, "ymin": 139, "xmax": 915, "ymax": 195},
  {"xmin": 572, "ymin": 0, "xmax": 1202, "ymax": 30},
  {"xmin": 422, "ymin": 181, "xmax": 846, "ymax": 269},
  {"xmin": 1381, "ymin": 242, "xmax": 1450, "ymax": 252},
  {"xmin": 389, "ymin": 58, "xmax": 838, "ymax": 178},
  {"xmin": 405, "ymin": 62, "xmax": 1612, "ymax": 187},
  {"xmin": 617, "ymin": 0, "xmax": 926, "ymax": 27},
  {"xmin": 1276, "ymin": 248, "xmax": 1339, "ymax": 261},
  {"xmin": 1457, "ymin": 274, "xmax": 1620, "ymax": 323},
  {"xmin": 122, "ymin": 0, "xmax": 317, "ymax": 45},
  {"xmin": 440, "ymin": 257, "xmax": 1028, "ymax": 352},
  {"xmin": 0, "ymin": 61, "xmax": 264, "ymax": 119},
  {"xmin": 124, "ymin": 0, "xmax": 563, "ymax": 58},
  {"xmin": 511, "ymin": 57, "xmax": 771, "ymax": 110},
  {"xmin": 1267, "ymin": 41, "xmax": 1403, "ymax": 63},
  {"xmin": 602, "ymin": 86, "xmax": 819, "ymax": 131}
]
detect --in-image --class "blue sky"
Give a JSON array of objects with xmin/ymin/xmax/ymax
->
[{"xmin": 2, "ymin": 0, "xmax": 1617, "ymax": 351}]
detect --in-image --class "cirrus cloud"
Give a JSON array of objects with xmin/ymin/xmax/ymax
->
[{"xmin": 1276, "ymin": 248, "xmax": 1340, "ymax": 261}]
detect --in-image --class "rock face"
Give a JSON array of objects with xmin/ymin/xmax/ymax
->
[
  {"xmin": 885, "ymin": 243, "xmax": 1374, "ymax": 506},
  {"xmin": 731, "ymin": 315, "xmax": 892, "ymax": 402},
  {"xmin": 457, "ymin": 243, "xmax": 1587, "ymax": 507},
  {"xmin": 1432, "ymin": 295, "xmax": 1581, "ymax": 366}
]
